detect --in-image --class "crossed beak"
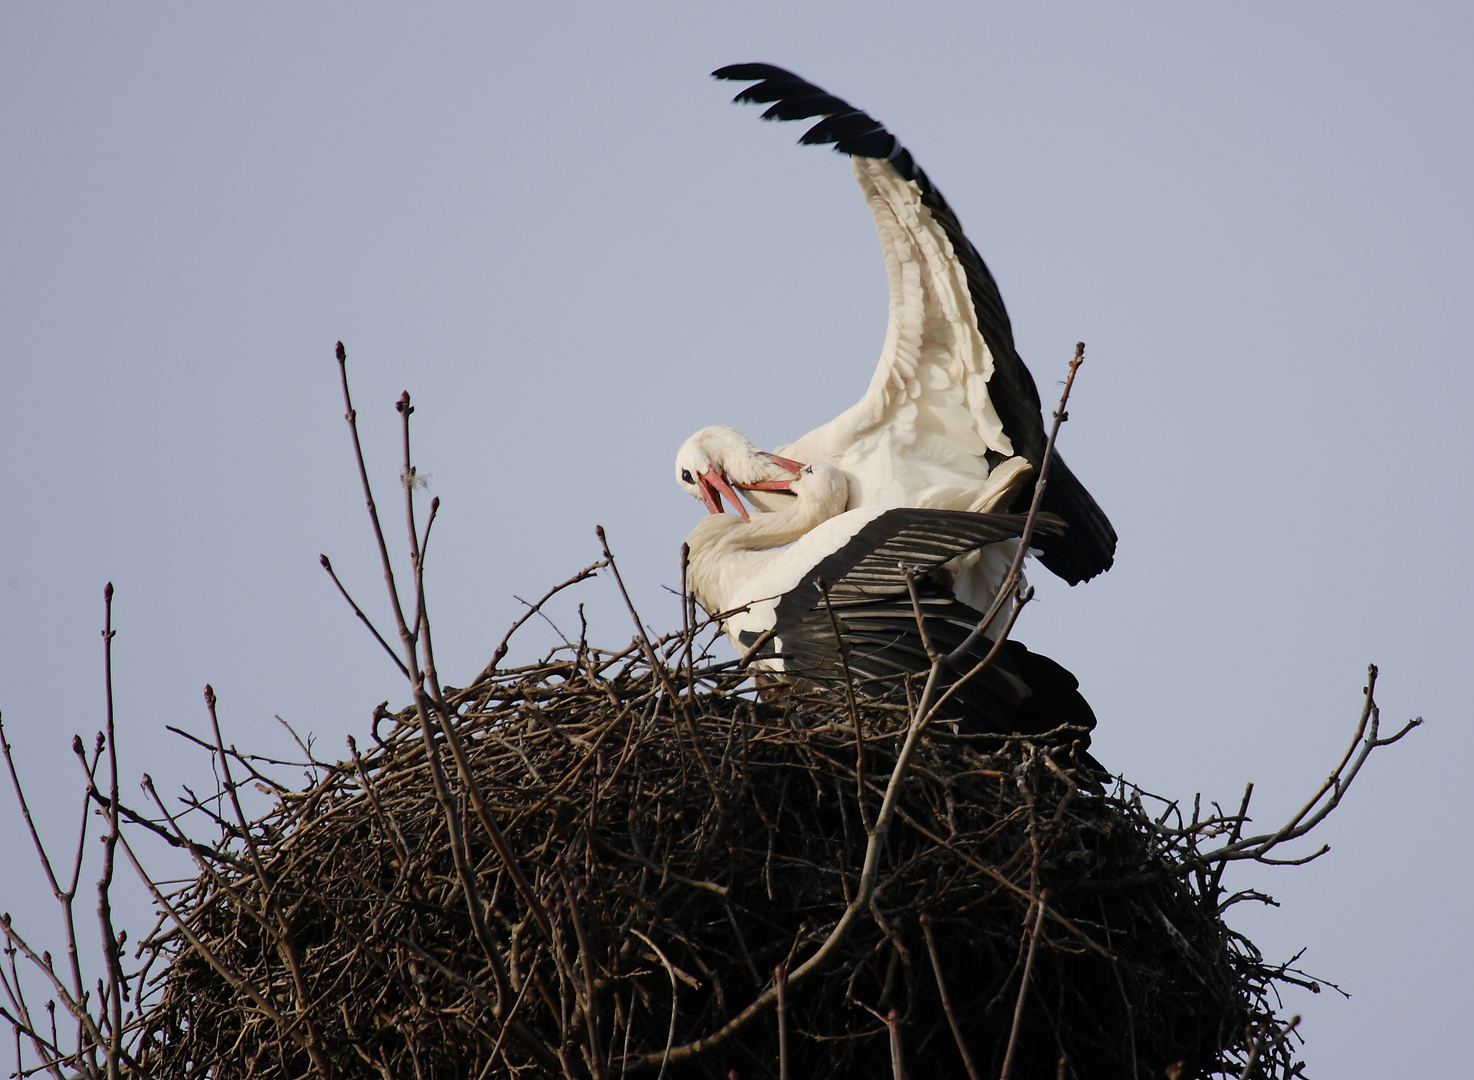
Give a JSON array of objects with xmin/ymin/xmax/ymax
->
[
  {"xmin": 732, "ymin": 452, "xmax": 807, "ymax": 494},
  {"xmin": 698, "ymin": 453, "xmax": 808, "ymax": 519},
  {"xmin": 698, "ymin": 467, "xmax": 750, "ymax": 521}
]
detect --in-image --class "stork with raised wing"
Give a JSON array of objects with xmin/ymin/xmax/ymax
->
[
  {"xmin": 684, "ymin": 462, "xmax": 1095, "ymax": 736},
  {"xmin": 676, "ymin": 64, "xmax": 1116, "ymax": 592}
]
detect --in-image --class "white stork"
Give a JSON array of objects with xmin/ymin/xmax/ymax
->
[
  {"xmin": 683, "ymin": 462, "xmax": 1095, "ymax": 736},
  {"xmin": 676, "ymin": 64, "xmax": 1116, "ymax": 592}
]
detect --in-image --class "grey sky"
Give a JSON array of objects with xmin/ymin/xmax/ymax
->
[{"xmin": 2, "ymin": 4, "xmax": 1470, "ymax": 1073}]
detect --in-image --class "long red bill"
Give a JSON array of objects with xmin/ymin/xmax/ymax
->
[
  {"xmin": 760, "ymin": 452, "xmax": 806, "ymax": 475},
  {"xmin": 702, "ymin": 466, "xmax": 749, "ymax": 521},
  {"xmin": 734, "ymin": 478, "xmax": 796, "ymax": 492},
  {"xmin": 696, "ymin": 473, "xmax": 725, "ymax": 515}
]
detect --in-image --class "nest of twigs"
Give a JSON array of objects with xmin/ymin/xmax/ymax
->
[{"xmin": 127, "ymin": 631, "xmax": 1309, "ymax": 1080}]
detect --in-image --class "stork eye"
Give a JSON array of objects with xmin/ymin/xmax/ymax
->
[{"xmin": 680, "ymin": 469, "xmax": 695, "ymax": 485}]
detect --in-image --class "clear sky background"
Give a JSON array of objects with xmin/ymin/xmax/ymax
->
[{"xmin": 2, "ymin": 4, "xmax": 1469, "ymax": 1074}]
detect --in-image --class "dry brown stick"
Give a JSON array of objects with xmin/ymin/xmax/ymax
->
[
  {"xmin": 919, "ymin": 590, "xmax": 1032, "ymax": 731},
  {"xmin": 70, "ymin": 742, "xmax": 106, "ymax": 1077},
  {"xmin": 817, "ymin": 579, "xmax": 869, "ymax": 833},
  {"xmin": 318, "ymin": 555, "xmax": 410, "ymax": 680},
  {"xmin": 1238, "ymin": 1014, "xmax": 1300, "ymax": 1080},
  {"xmin": 476, "ymin": 946, "xmax": 545, "ymax": 1080},
  {"xmin": 0, "ymin": 916, "xmax": 110, "ymax": 1077},
  {"xmin": 428, "ymin": 644, "xmax": 557, "ymax": 943},
  {"xmin": 596, "ymin": 525, "xmax": 724, "ymax": 813},
  {"xmin": 0, "ymin": 998, "xmax": 63, "ymax": 1080},
  {"xmin": 393, "ymin": 392, "xmax": 570, "ymax": 1070},
  {"xmin": 629, "ymin": 930, "xmax": 692, "ymax": 1080},
  {"xmin": 82, "ymin": 801, "xmax": 300, "ymax": 1060},
  {"xmin": 466, "ymin": 559, "xmax": 609, "ymax": 691},
  {"xmin": 886, "ymin": 1008, "xmax": 904, "ymax": 1080},
  {"xmin": 0, "ymin": 719, "xmax": 97, "ymax": 1073},
  {"xmin": 1200, "ymin": 668, "xmax": 1420, "ymax": 867},
  {"xmin": 346, "ymin": 736, "xmax": 411, "ymax": 864},
  {"xmin": 735, "ymin": 627, "xmax": 777, "ymax": 668},
  {"xmin": 680, "ymin": 543, "xmax": 696, "ymax": 702},
  {"xmin": 902, "ymin": 568, "xmax": 940, "ymax": 664},
  {"xmin": 775, "ymin": 964, "xmax": 789, "ymax": 1080},
  {"xmin": 95, "ymin": 583, "xmax": 124, "ymax": 1080},
  {"xmin": 139, "ymin": 776, "xmax": 281, "ymax": 948},
  {"xmin": 1000, "ymin": 889, "xmax": 1050, "ymax": 1080},
  {"xmin": 204, "ymin": 685, "xmax": 331, "ymax": 1078},
  {"xmin": 557, "ymin": 856, "xmax": 605, "ymax": 1080},
  {"xmin": 919, "ymin": 913, "xmax": 981, "ymax": 1080},
  {"xmin": 334, "ymin": 353, "xmax": 516, "ymax": 1017}
]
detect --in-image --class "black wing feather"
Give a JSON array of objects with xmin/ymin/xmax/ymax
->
[
  {"xmin": 777, "ymin": 586, "xmax": 1096, "ymax": 739},
  {"xmin": 713, "ymin": 64, "xmax": 1118, "ymax": 584},
  {"xmin": 775, "ymin": 508, "xmax": 1062, "ymax": 628},
  {"xmin": 761, "ymin": 93, "xmax": 850, "ymax": 122}
]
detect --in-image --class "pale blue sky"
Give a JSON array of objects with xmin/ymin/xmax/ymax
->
[{"xmin": 2, "ymin": 4, "xmax": 1470, "ymax": 1073}]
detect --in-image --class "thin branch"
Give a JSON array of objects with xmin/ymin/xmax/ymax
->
[
  {"xmin": 320, "ymin": 554, "xmax": 410, "ymax": 679},
  {"xmin": 885, "ymin": 1008, "xmax": 903, "ymax": 1080},
  {"xmin": 817, "ymin": 578, "xmax": 868, "ymax": 833},
  {"xmin": 919, "ymin": 913, "xmax": 981, "ymax": 1080},
  {"xmin": 775, "ymin": 964, "xmax": 789, "ymax": 1080},
  {"xmin": 96, "ymin": 584, "xmax": 123, "ymax": 1080},
  {"xmin": 596, "ymin": 526, "xmax": 724, "ymax": 814},
  {"xmin": 1239, "ymin": 1014, "xmax": 1300, "ymax": 1080},
  {"xmin": 467, "ymin": 559, "xmax": 609, "ymax": 690},
  {"xmin": 1000, "ymin": 889, "xmax": 1050, "ymax": 1080}
]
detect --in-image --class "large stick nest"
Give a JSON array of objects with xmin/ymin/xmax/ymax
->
[{"xmin": 128, "ymin": 629, "xmax": 1309, "ymax": 1080}]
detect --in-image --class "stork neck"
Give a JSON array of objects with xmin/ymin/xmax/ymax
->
[{"xmin": 727, "ymin": 503, "xmax": 821, "ymax": 550}]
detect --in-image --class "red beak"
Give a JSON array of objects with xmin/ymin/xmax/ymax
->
[
  {"xmin": 760, "ymin": 452, "xmax": 806, "ymax": 474},
  {"xmin": 699, "ymin": 466, "xmax": 750, "ymax": 521},
  {"xmin": 735, "ymin": 478, "xmax": 798, "ymax": 492},
  {"xmin": 696, "ymin": 472, "xmax": 724, "ymax": 515},
  {"xmin": 733, "ymin": 452, "xmax": 807, "ymax": 494}
]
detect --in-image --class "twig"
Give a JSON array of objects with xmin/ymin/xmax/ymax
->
[
  {"xmin": 629, "ymin": 931, "xmax": 692, "ymax": 1080},
  {"xmin": 1000, "ymin": 889, "xmax": 1050, "ymax": 1080},
  {"xmin": 919, "ymin": 913, "xmax": 981, "ymax": 1080},
  {"xmin": 468, "ymin": 559, "xmax": 608, "ymax": 690},
  {"xmin": 334, "ymin": 349, "xmax": 516, "ymax": 1014},
  {"xmin": 319, "ymin": 554, "xmax": 410, "ymax": 679},
  {"xmin": 1239, "ymin": 1014, "xmax": 1300, "ymax": 1079},
  {"xmin": 477, "ymin": 946, "xmax": 545, "ymax": 1080},
  {"xmin": 557, "ymin": 856, "xmax": 604, "ymax": 1080},
  {"xmin": 96, "ymin": 585, "xmax": 124, "ymax": 1080},
  {"xmin": 596, "ymin": 526, "xmax": 724, "ymax": 814},
  {"xmin": 204, "ymin": 684, "xmax": 331, "ymax": 1077},
  {"xmin": 817, "ymin": 578, "xmax": 868, "ymax": 833},
  {"xmin": 902, "ymin": 568, "xmax": 939, "ymax": 664},
  {"xmin": 775, "ymin": 964, "xmax": 789, "ymax": 1080},
  {"xmin": 886, "ymin": 1008, "xmax": 903, "ymax": 1080}
]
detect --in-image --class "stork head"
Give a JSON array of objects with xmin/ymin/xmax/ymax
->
[{"xmin": 675, "ymin": 425, "xmax": 807, "ymax": 520}]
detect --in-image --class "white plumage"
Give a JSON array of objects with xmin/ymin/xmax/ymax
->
[{"xmin": 685, "ymin": 462, "xmax": 868, "ymax": 654}]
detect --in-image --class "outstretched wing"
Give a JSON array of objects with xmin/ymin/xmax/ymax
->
[{"xmin": 713, "ymin": 64, "xmax": 1116, "ymax": 585}]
